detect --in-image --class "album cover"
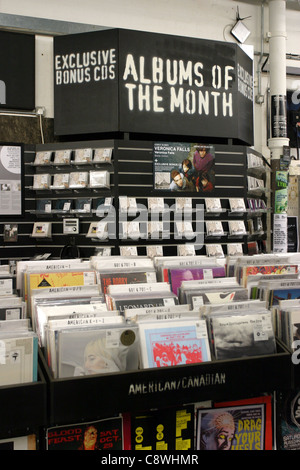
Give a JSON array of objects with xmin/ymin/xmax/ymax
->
[
  {"xmin": 119, "ymin": 246, "xmax": 138, "ymax": 257},
  {"xmin": 169, "ymin": 266, "xmax": 226, "ymax": 295},
  {"xmin": 47, "ymin": 416, "xmax": 124, "ymax": 450},
  {"xmin": 229, "ymin": 198, "xmax": 246, "ymax": 212},
  {"xmin": 205, "ymin": 198, "xmax": 222, "ymax": 212},
  {"xmin": 34, "ymin": 151, "xmax": 52, "ymax": 165},
  {"xmin": 146, "ymin": 245, "xmax": 163, "ymax": 258},
  {"xmin": 148, "ymin": 197, "xmax": 165, "ymax": 211},
  {"xmin": 32, "ymin": 173, "xmax": 51, "ymax": 190},
  {"xmin": 127, "ymin": 405, "xmax": 195, "ymax": 450},
  {"xmin": 0, "ymin": 304, "xmax": 23, "ymax": 320},
  {"xmin": 86, "ymin": 221, "xmax": 108, "ymax": 239},
  {"xmin": 54, "ymin": 199, "xmax": 72, "ymax": 212},
  {"xmin": 56, "ymin": 324, "xmax": 139, "ymax": 378},
  {"xmin": 27, "ymin": 269, "xmax": 97, "ymax": 307},
  {"xmin": 228, "ymin": 220, "xmax": 247, "ymax": 236},
  {"xmin": 53, "ymin": 149, "xmax": 72, "ymax": 165},
  {"xmin": 31, "ymin": 222, "xmax": 52, "ymax": 238},
  {"xmin": 74, "ymin": 148, "xmax": 93, "ymax": 164},
  {"xmin": 153, "ymin": 142, "xmax": 215, "ymax": 193},
  {"xmin": 36, "ymin": 199, "xmax": 52, "ymax": 213},
  {"xmin": 177, "ymin": 245, "xmax": 195, "ymax": 256},
  {"xmin": 209, "ymin": 312, "xmax": 276, "ymax": 360},
  {"xmin": 205, "ymin": 244, "xmax": 224, "ymax": 257},
  {"xmin": 0, "ymin": 333, "xmax": 38, "ymax": 386},
  {"xmin": 240, "ymin": 264, "xmax": 298, "ymax": 287},
  {"xmin": 175, "ymin": 197, "xmax": 192, "ymax": 211},
  {"xmin": 89, "ymin": 170, "xmax": 110, "ymax": 188},
  {"xmin": 190, "ymin": 287, "xmax": 249, "ymax": 309},
  {"xmin": 266, "ymin": 280, "xmax": 300, "ymax": 307},
  {"xmin": 93, "ymin": 147, "xmax": 113, "ymax": 163},
  {"xmin": 69, "ymin": 171, "xmax": 89, "ymax": 188},
  {"xmin": 110, "ymin": 294, "xmax": 179, "ymax": 315},
  {"xmin": 206, "ymin": 220, "xmax": 224, "ymax": 236},
  {"xmin": 196, "ymin": 398, "xmax": 272, "ymax": 450},
  {"xmin": 99, "ymin": 270, "xmax": 155, "ymax": 295},
  {"xmin": 276, "ymin": 388, "xmax": 300, "ymax": 450},
  {"xmin": 139, "ymin": 319, "xmax": 211, "ymax": 369},
  {"xmin": 3, "ymin": 223, "xmax": 18, "ymax": 242},
  {"xmin": 51, "ymin": 173, "xmax": 70, "ymax": 189},
  {"xmin": 73, "ymin": 198, "xmax": 92, "ymax": 213}
]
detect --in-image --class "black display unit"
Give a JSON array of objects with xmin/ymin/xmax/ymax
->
[
  {"xmin": 38, "ymin": 339, "xmax": 292, "ymax": 427},
  {"xmin": 0, "ymin": 362, "xmax": 47, "ymax": 440},
  {"xmin": 54, "ymin": 29, "xmax": 254, "ymax": 146}
]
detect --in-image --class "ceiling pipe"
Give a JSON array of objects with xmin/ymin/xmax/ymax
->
[
  {"xmin": 267, "ymin": 0, "xmax": 290, "ymax": 253},
  {"xmin": 268, "ymin": 0, "xmax": 289, "ymax": 157}
]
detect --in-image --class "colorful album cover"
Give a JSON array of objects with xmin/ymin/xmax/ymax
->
[
  {"xmin": 168, "ymin": 266, "xmax": 226, "ymax": 295},
  {"xmin": 197, "ymin": 395, "xmax": 272, "ymax": 450},
  {"xmin": 276, "ymin": 389, "xmax": 300, "ymax": 450},
  {"xmin": 47, "ymin": 416, "xmax": 124, "ymax": 450},
  {"xmin": 139, "ymin": 319, "xmax": 211, "ymax": 369},
  {"xmin": 127, "ymin": 405, "xmax": 195, "ymax": 450},
  {"xmin": 99, "ymin": 271, "xmax": 153, "ymax": 295},
  {"xmin": 153, "ymin": 142, "xmax": 215, "ymax": 193}
]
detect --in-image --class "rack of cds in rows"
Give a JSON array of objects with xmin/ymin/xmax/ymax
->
[
  {"xmin": 6, "ymin": 250, "xmax": 300, "ymax": 389},
  {"xmin": 27, "ymin": 146, "xmax": 113, "ymax": 239}
]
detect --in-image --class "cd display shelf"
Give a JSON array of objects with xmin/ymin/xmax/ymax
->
[
  {"xmin": 5, "ymin": 138, "xmax": 269, "ymax": 264},
  {"xmin": 38, "ymin": 339, "xmax": 292, "ymax": 428},
  {"xmin": 0, "ymin": 361, "xmax": 47, "ymax": 440}
]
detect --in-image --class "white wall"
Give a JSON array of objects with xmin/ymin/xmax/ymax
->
[{"xmin": 1, "ymin": 0, "xmax": 300, "ymax": 156}]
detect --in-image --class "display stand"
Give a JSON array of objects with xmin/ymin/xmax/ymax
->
[
  {"xmin": 38, "ymin": 340, "xmax": 291, "ymax": 428},
  {"xmin": 0, "ymin": 361, "xmax": 47, "ymax": 439}
]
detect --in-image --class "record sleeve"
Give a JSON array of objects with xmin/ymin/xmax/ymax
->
[
  {"xmin": 36, "ymin": 199, "xmax": 52, "ymax": 213},
  {"xmin": 53, "ymin": 149, "xmax": 72, "ymax": 165},
  {"xmin": 0, "ymin": 332, "xmax": 38, "ymax": 386},
  {"xmin": 74, "ymin": 148, "xmax": 93, "ymax": 164},
  {"xmin": 56, "ymin": 324, "xmax": 139, "ymax": 378},
  {"xmin": 206, "ymin": 220, "xmax": 224, "ymax": 236},
  {"xmin": 47, "ymin": 416, "xmax": 124, "ymax": 450},
  {"xmin": 3, "ymin": 224, "xmax": 18, "ymax": 242},
  {"xmin": 34, "ymin": 151, "xmax": 52, "ymax": 165},
  {"xmin": 93, "ymin": 147, "xmax": 113, "ymax": 163},
  {"xmin": 89, "ymin": 170, "xmax": 110, "ymax": 188},
  {"xmin": 127, "ymin": 405, "xmax": 195, "ymax": 450},
  {"xmin": 99, "ymin": 271, "xmax": 156, "ymax": 295},
  {"xmin": 31, "ymin": 222, "xmax": 52, "ymax": 238},
  {"xmin": 169, "ymin": 266, "xmax": 226, "ymax": 295},
  {"xmin": 229, "ymin": 198, "xmax": 246, "ymax": 212},
  {"xmin": 205, "ymin": 198, "xmax": 222, "ymax": 212},
  {"xmin": 209, "ymin": 312, "xmax": 276, "ymax": 360},
  {"xmin": 276, "ymin": 388, "xmax": 300, "ymax": 450},
  {"xmin": 196, "ymin": 398, "xmax": 272, "ymax": 450},
  {"xmin": 139, "ymin": 319, "xmax": 211, "ymax": 369},
  {"xmin": 0, "ymin": 434, "xmax": 37, "ymax": 450},
  {"xmin": 73, "ymin": 198, "xmax": 92, "ymax": 213},
  {"xmin": 110, "ymin": 294, "xmax": 179, "ymax": 315},
  {"xmin": 32, "ymin": 173, "xmax": 51, "ymax": 190},
  {"xmin": 54, "ymin": 199, "xmax": 72, "ymax": 212},
  {"xmin": 51, "ymin": 173, "xmax": 70, "ymax": 189},
  {"xmin": 69, "ymin": 171, "xmax": 89, "ymax": 188}
]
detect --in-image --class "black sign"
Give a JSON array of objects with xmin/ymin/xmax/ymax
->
[
  {"xmin": 0, "ymin": 31, "xmax": 35, "ymax": 110},
  {"xmin": 54, "ymin": 29, "xmax": 253, "ymax": 145}
]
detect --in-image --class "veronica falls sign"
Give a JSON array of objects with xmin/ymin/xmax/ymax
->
[{"xmin": 54, "ymin": 29, "xmax": 253, "ymax": 145}]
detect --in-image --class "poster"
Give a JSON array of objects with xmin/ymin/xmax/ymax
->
[
  {"xmin": 153, "ymin": 142, "xmax": 215, "ymax": 193},
  {"xmin": 0, "ymin": 145, "xmax": 22, "ymax": 215}
]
